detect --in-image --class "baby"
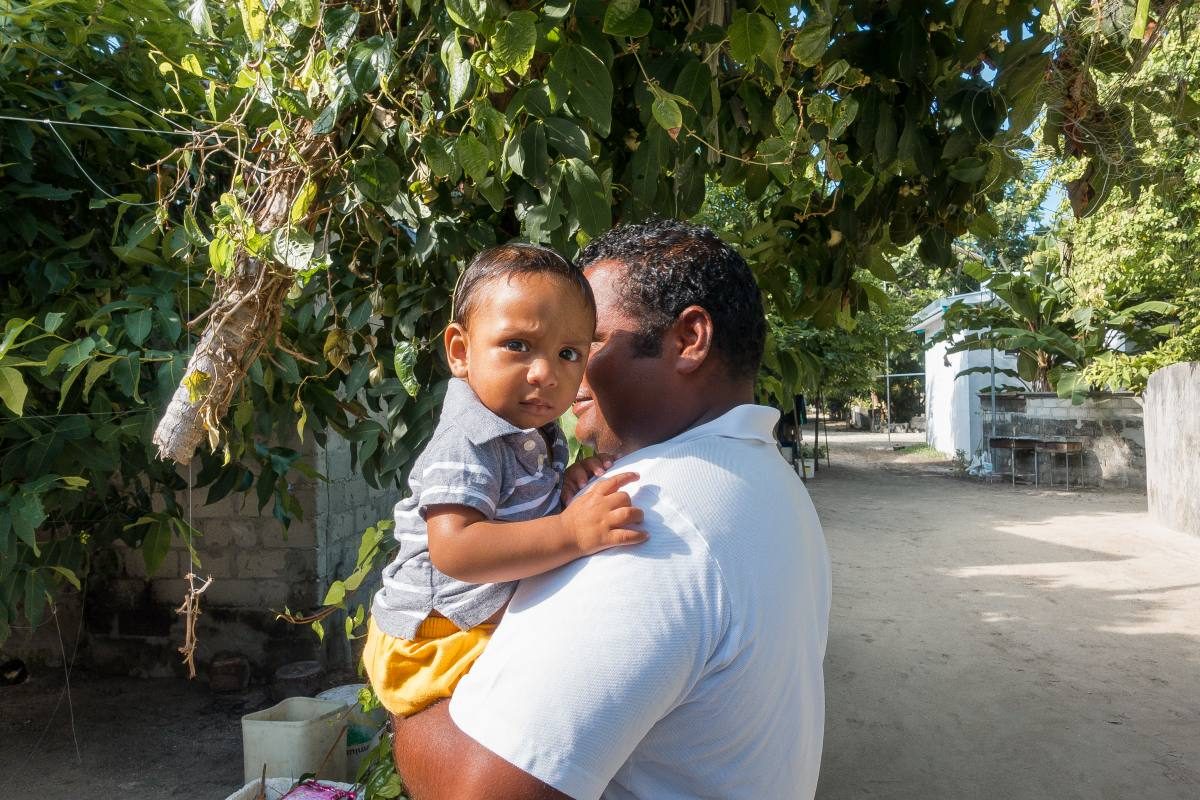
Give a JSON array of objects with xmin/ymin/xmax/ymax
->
[{"xmin": 364, "ymin": 243, "xmax": 646, "ymax": 719}]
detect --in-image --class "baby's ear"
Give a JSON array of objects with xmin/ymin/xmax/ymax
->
[{"xmin": 444, "ymin": 322, "xmax": 470, "ymax": 378}]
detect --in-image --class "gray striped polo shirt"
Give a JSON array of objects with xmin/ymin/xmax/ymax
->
[{"xmin": 370, "ymin": 378, "xmax": 569, "ymax": 639}]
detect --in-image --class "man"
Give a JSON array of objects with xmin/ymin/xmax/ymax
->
[{"xmin": 392, "ymin": 219, "xmax": 831, "ymax": 799}]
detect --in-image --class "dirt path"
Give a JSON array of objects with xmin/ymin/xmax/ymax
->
[
  {"xmin": 2, "ymin": 427, "xmax": 1197, "ymax": 798},
  {"xmin": 812, "ymin": 428, "xmax": 1200, "ymax": 799}
]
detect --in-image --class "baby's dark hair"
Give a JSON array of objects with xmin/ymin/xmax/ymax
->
[{"xmin": 451, "ymin": 243, "xmax": 596, "ymax": 326}]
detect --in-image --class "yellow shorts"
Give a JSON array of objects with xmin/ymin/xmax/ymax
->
[{"xmin": 362, "ymin": 615, "xmax": 496, "ymax": 718}]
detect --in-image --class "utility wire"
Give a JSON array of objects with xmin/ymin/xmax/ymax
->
[
  {"xmin": 24, "ymin": 43, "xmax": 194, "ymax": 134},
  {"xmin": 0, "ymin": 112, "xmax": 219, "ymax": 139},
  {"xmin": 42, "ymin": 119, "xmax": 160, "ymax": 207}
]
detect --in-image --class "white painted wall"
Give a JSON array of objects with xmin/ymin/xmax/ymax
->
[{"xmin": 921, "ymin": 318, "xmax": 1021, "ymax": 458}]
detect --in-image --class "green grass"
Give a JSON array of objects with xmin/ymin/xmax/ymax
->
[{"xmin": 897, "ymin": 444, "xmax": 946, "ymax": 459}]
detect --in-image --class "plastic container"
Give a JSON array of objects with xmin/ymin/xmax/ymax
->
[
  {"xmin": 802, "ymin": 459, "xmax": 816, "ymax": 479},
  {"xmin": 316, "ymin": 684, "xmax": 387, "ymax": 780},
  {"xmin": 223, "ymin": 777, "xmax": 360, "ymax": 800},
  {"xmin": 241, "ymin": 697, "xmax": 349, "ymax": 785}
]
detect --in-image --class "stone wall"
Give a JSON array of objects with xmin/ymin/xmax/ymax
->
[
  {"xmin": 980, "ymin": 392, "xmax": 1145, "ymax": 488},
  {"xmin": 10, "ymin": 432, "xmax": 398, "ymax": 679},
  {"xmin": 310, "ymin": 430, "xmax": 396, "ymax": 668},
  {"xmin": 1145, "ymin": 362, "xmax": 1200, "ymax": 535}
]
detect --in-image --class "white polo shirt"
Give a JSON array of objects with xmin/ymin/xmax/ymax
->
[{"xmin": 449, "ymin": 404, "xmax": 831, "ymax": 800}]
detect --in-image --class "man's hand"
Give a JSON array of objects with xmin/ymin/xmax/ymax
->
[
  {"xmin": 561, "ymin": 453, "xmax": 615, "ymax": 503},
  {"xmin": 560, "ymin": 471, "xmax": 646, "ymax": 556}
]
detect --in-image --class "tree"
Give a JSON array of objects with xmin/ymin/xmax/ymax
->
[
  {"xmin": 934, "ymin": 254, "xmax": 1175, "ymax": 398},
  {"xmin": 0, "ymin": 0, "xmax": 1189, "ymax": 644}
]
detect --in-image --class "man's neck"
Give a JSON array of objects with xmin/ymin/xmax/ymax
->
[{"xmin": 621, "ymin": 380, "xmax": 755, "ymax": 456}]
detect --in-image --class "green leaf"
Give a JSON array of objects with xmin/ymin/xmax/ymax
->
[
  {"xmin": 0, "ymin": 367, "xmax": 28, "ymax": 416},
  {"xmin": 603, "ymin": 0, "xmax": 653, "ymax": 37},
  {"xmin": 239, "ymin": 0, "xmax": 267, "ymax": 42},
  {"xmin": 124, "ymin": 309, "xmax": 153, "ymax": 347},
  {"xmin": 82, "ymin": 357, "xmax": 115, "ymax": 400},
  {"xmin": 272, "ymin": 227, "xmax": 316, "ymax": 271},
  {"xmin": 48, "ymin": 566, "xmax": 81, "ymax": 591},
  {"xmin": 348, "ymin": 36, "xmax": 394, "ymax": 95},
  {"xmin": 1130, "ymin": 0, "xmax": 1151, "ymax": 39},
  {"xmin": 543, "ymin": 117, "xmax": 591, "ymax": 160},
  {"xmin": 43, "ymin": 312, "xmax": 65, "ymax": 334},
  {"xmin": 446, "ymin": 0, "xmax": 494, "ymax": 33},
  {"xmin": 292, "ymin": 0, "xmax": 320, "ymax": 27},
  {"xmin": 393, "ymin": 341, "xmax": 419, "ymax": 398},
  {"xmin": 517, "ymin": 122, "xmax": 551, "ymax": 187},
  {"xmin": 441, "ymin": 37, "xmax": 473, "ymax": 108},
  {"xmin": 457, "ymin": 133, "xmax": 492, "ymax": 183},
  {"xmin": 548, "ymin": 45, "xmax": 613, "ymax": 136},
  {"xmin": 829, "ymin": 97, "xmax": 859, "ymax": 140},
  {"xmin": 323, "ymin": 580, "xmax": 346, "ymax": 606},
  {"xmin": 563, "ymin": 158, "xmax": 610, "ymax": 237},
  {"xmin": 949, "ymin": 157, "xmax": 987, "ymax": 182},
  {"xmin": 11, "ymin": 492, "xmax": 46, "ymax": 555},
  {"xmin": 142, "ymin": 520, "xmax": 171, "ymax": 575},
  {"xmin": 492, "ymin": 10, "xmax": 538, "ymax": 76},
  {"xmin": 421, "ymin": 137, "xmax": 458, "ymax": 180},
  {"xmin": 729, "ymin": 10, "xmax": 781, "ymax": 73},
  {"xmin": 186, "ymin": 0, "xmax": 215, "ymax": 37},
  {"xmin": 652, "ymin": 96, "xmax": 684, "ymax": 139},
  {"xmin": 353, "ymin": 155, "xmax": 403, "ymax": 204},
  {"xmin": 791, "ymin": 21, "xmax": 830, "ymax": 65},
  {"xmin": 290, "ymin": 180, "xmax": 318, "ymax": 224},
  {"xmin": 0, "ymin": 318, "xmax": 31, "ymax": 359},
  {"xmin": 323, "ymin": 7, "xmax": 360, "ymax": 50},
  {"xmin": 208, "ymin": 232, "xmax": 236, "ymax": 277}
]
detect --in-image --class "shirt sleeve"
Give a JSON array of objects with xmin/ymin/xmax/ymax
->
[
  {"xmin": 415, "ymin": 428, "xmax": 504, "ymax": 518},
  {"xmin": 448, "ymin": 485, "xmax": 729, "ymax": 799}
]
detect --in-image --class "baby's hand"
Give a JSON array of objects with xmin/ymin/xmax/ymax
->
[
  {"xmin": 560, "ymin": 472, "xmax": 647, "ymax": 556},
  {"xmin": 561, "ymin": 453, "xmax": 616, "ymax": 503}
]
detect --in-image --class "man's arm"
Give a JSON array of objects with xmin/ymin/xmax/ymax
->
[{"xmin": 391, "ymin": 701, "xmax": 569, "ymax": 800}]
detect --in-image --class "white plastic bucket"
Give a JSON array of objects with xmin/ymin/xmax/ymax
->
[
  {"xmin": 802, "ymin": 459, "xmax": 816, "ymax": 479},
  {"xmin": 223, "ymin": 777, "xmax": 360, "ymax": 800},
  {"xmin": 241, "ymin": 697, "xmax": 348, "ymax": 785}
]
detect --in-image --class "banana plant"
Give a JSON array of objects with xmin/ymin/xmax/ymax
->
[{"xmin": 934, "ymin": 243, "xmax": 1176, "ymax": 401}]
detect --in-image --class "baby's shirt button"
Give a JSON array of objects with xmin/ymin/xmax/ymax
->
[{"xmin": 523, "ymin": 440, "xmax": 536, "ymax": 451}]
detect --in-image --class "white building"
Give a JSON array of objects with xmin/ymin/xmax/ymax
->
[{"xmin": 907, "ymin": 291, "xmax": 1023, "ymax": 459}]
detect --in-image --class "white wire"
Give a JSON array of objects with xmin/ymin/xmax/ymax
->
[
  {"xmin": 42, "ymin": 119, "xmax": 160, "ymax": 207},
  {"xmin": 0, "ymin": 112, "xmax": 220, "ymax": 139}
]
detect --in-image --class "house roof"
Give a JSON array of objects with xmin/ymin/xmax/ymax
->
[{"xmin": 906, "ymin": 289, "xmax": 995, "ymax": 333}]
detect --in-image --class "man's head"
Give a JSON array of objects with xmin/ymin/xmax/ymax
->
[
  {"xmin": 445, "ymin": 243, "xmax": 597, "ymax": 430},
  {"xmin": 571, "ymin": 219, "xmax": 766, "ymax": 455}
]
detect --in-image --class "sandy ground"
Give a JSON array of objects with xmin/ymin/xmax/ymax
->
[
  {"xmin": 812, "ymin": 428, "xmax": 1200, "ymax": 799},
  {"xmin": 2, "ymin": 425, "xmax": 1198, "ymax": 798}
]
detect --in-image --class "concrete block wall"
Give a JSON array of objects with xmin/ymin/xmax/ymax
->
[
  {"xmin": 55, "ymin": 430, "xmax": 399, "ymax": 679},
  {"xmin": 1145, "ymin": 362, "xmax": 1200, "ymax": 535},
  {"xmin": 980, "ymin": 392, "xmax": 1145, "ymax": 489},
  {"xmin": 311, "ymin": 430, "xmax": 398, "ymax": 667}
]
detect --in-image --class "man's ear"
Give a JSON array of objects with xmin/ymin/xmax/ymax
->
[
  {"xmin": 444, "ymin": 322, "xmax": 470, "ymax": 378},
  {"xmin": 671, "ymin": 305, "xmax": 714, "ymax": 375}
]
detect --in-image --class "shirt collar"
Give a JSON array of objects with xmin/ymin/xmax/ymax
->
[
  {"xmin": 443, "ymin": 377, "xmax": 548, "ymax": 445},
  {"xmin": 660, "ymin": 403, "xmax": 781, "ymax": 448}
]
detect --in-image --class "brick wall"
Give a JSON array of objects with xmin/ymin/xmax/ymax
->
[
  {"xmin": 13, "ymin": 432, "xmax": 401, "ymax": 679},
  {"xmin": 979, "ymin": 392, "xmax": 1145, "ymax": 489}
]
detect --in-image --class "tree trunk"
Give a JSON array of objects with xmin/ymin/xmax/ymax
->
[
  {"xmin": 153, "ymin": 267, "xmax": 291, "ymax": 464},
  {"xmin": 153, "ymin": 150, "xmax": 312, "ymax": 465}
]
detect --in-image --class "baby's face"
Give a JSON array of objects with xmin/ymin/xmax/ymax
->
[{"xmin": 449, "ymin": 272, "xmax": 595, "ymax": 430}]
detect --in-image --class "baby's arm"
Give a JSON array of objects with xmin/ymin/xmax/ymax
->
[{"xmin": 427, "ymin": 472, "xmax": 646, "ymax": 585}]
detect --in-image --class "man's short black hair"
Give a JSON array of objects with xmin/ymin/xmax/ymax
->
[
  {"xmin": 452, "ymin": 243, "xmax": 596, "ymax": 326},
  {"xmin": 575, "ymin": 219, "xmax": 766, "ymax": 380}
]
